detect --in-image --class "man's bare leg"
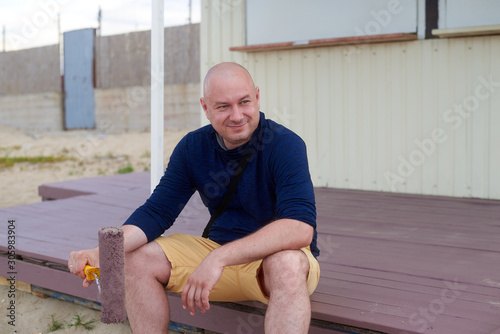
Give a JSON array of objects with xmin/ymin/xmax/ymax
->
[
  {"xmin": 125, "ymin": 241, "xmax": 172, "ymax": 334},
  {"xmin": 261, "ymin": 250, "xmax": 311, "ymax": 333}
]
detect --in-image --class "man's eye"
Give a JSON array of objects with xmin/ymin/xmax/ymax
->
[
  {"xmin": 217, "ymin": 105, "xmax": 228, "ymax": 109},
  {"xmin": 241, "ymin": 100, "xmax": 250, "ymax": 104}
]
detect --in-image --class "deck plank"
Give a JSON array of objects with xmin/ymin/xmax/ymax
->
[{"xmin": 1, "ymin": 173, "xmax": 500, "ymax": 333}]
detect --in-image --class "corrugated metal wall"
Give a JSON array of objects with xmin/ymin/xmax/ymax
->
[
  {"xmin": 63, "ymin": 28, "xmax": 96, "ymax": 129},
  {"xmin": 201, "ymin": 0, "xmax": 500, "ymax": 200}
]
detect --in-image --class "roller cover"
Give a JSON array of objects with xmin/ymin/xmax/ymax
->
[{"xmin": 98, "ymin": 226, "xmax": 126, "ymax": 323}]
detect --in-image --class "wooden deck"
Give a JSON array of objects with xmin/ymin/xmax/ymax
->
[{"xmin": 1, "ymin": 172, "xmax": 500, "ymax": 333}]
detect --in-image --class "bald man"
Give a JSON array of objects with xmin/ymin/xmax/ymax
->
[{"xmin": 69, "ymin": 62, "xmax": 320, "ymax": 333}]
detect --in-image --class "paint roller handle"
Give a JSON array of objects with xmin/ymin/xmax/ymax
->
[{"xmin": 84, "ymin": 265, "xmax": 100, "ymax": 280}]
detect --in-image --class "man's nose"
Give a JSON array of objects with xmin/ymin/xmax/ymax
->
[{"xmin": 230, "ymin": 105, "xmax": 244, "ymax": 123}]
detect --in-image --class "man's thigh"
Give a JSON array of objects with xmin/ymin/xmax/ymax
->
[
  {"xmin": 154, "ymin": 233, "xmax": 320, "ymax": 304},
  {"xmin": 155, "ymin": 233, "xmax": 268, "ymax": 303}
]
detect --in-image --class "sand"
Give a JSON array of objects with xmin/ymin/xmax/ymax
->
[
  {"xmin": 0, "ymin": 123, "xmax": 193, "ymax": 333},
  {"xmin": 0, "ymin": 124, "xmax": 190, "ymax": 209},
  {"xmin": 0, "ymin": 285, "xmax": 133, "ymax": 333}
]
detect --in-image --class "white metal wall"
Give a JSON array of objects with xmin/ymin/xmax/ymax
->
[{"xmin": 201, "ymin": 0, "xmax": 500, "ymax": 200}]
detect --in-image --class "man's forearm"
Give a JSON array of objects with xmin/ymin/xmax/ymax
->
[
  {"xmin": 181, "ymin": 219, "xmax": 314, "ymax": 315},
  {"xmin": 121, "ymin": 224, "xmax": 149, "ymax": 253},
  {"xmin": 209, "ymin": 219, "xmax": 314, "ymax": 268}
]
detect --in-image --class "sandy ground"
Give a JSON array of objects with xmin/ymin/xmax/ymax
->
[
  {"xmin": 0, "ymin": 285, "xmax": 133, "ymax": 334},
  {"xmin": 0, "ymin": 124, "xmax": 193, "ymax": 333},
  {"xmin": 0, "ymin": 124, "xmax": 190, "ymax": 209}
]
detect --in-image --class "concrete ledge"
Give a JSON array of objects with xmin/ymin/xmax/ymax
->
[
  {"xmin": 230, "ymin": 33, "xmax": 418, "ymax": 52},
  {"xmin": 0, "ymin": 92, "xmax": 63, "ymax": 131}
]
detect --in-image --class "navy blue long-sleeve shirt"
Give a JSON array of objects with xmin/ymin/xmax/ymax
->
[{"xmin": 124, "ymin": 112, "xmax": 319, "ymax": 257}]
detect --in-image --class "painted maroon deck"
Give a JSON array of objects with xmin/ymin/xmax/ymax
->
[{"xmin": 1, "ymin": 172, "xmax": 500, "ymax": 333}]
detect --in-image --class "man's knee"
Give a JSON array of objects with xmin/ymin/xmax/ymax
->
[
  {"xmin": 126, "ymin": 241, "xmax": 171, "ymax": 285},
  {"xmin": 261, "ymin": 250, "xmax": 309, "ymax": 294}
]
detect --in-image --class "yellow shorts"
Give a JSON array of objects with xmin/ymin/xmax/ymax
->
[{"xmin": 154, "ymin": 233, "xmax": 320, "ymax": 304}]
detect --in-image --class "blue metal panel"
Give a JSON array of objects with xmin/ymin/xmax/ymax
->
[{"xmin": 63, "ymin": 28, "xmax": 95, "ymax": 129}]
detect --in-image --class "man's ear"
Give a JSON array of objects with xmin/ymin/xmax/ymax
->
[
  {"xmin": 200, "ymin": 97, "xmax": 210, "ymax": 120},
  {"xmin": 255, "ymin": 86, "xmax": 260, "ymax": 105}
]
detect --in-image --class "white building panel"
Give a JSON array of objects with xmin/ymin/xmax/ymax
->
[
  {"xmin": 246, "ymin": 0, "xmax": 418, "ymax": 45},
  {"xmin": 201, "ymin": 0, "xmax": 500, "ymax": 200}
]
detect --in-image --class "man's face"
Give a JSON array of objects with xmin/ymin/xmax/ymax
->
[{"xmin": 201, "ymin": 67, "xmax": 260, "ymax": 150}]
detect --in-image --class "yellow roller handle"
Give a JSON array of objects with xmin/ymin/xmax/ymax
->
[{"xmin": 84, "ymin": 265, "xmax": 100, "ymax": 280}]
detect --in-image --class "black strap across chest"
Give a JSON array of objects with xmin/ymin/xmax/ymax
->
[{"xmin": 202, "ymin": 149, "xmax": 253, "ymax": 238}]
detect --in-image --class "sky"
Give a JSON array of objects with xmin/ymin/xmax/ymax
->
[{"xmin": 0, "ymin": 0, "xmax": 201, "ymax": 51}]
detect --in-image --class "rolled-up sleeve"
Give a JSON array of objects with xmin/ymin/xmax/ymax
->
[
  {"xmin": 270, "ymin": 134, "xmax": 316, "ymax": 228},
  {"xmin": 123, "ymin": 137, "xmax": 195, "ymax": 242}
]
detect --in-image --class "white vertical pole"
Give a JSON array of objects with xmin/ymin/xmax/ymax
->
[
  {"xmin": 151, "ymin": 0, "xmax": 164, "ymax": 193},
  {"xmin": 3, "ymin": 25, "xmax": 6, "ymax": 52}
]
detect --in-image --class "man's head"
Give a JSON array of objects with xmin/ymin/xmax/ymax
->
[{"xmin": 200, "ymin": 62, "xmax": 260, "ymax": 150}]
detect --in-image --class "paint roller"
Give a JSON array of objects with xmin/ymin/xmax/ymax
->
[{"xmin": 85, "ymin": 226, "xmax": 126, "ymax": 324}]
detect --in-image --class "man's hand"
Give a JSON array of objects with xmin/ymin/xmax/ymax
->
[
  {"xmin": 68, "ymin": 247, "xmax": 99, "ymax": 288},
  {"xmin": 181, "ymin": 252, "xmax": 224, "ymax": 316}
]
